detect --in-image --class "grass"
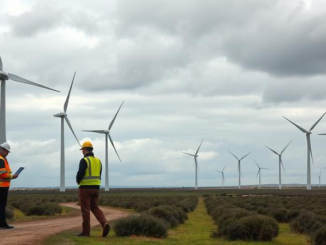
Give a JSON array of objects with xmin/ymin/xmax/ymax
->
[{"xmin": 44, "ymin": 198, "xmax": 310, "ymax": 245}]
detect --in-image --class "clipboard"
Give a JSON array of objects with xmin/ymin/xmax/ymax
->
[{"xmin": 14, "ymin": 167, "xmax": 24, "ymax": 176}]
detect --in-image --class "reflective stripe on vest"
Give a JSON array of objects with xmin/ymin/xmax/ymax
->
[{"xmin": 79, "ymin": 156, "xmax": 101, "ymax": 186}]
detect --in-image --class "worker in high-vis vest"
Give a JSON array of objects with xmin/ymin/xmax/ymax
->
[
  {"xmin": 0, "ymin": 142, "xmax": 18, "ymax": 229},
  {"xmin": 76, "ymin": 141, "xmax": 110, "ymax": 237}
]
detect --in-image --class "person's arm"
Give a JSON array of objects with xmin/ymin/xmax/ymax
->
[
  {"xmin": 76, "ymin": 159, "xmax": 87, "ymax": 184},
  {"xmin": 0, "ymin": 159, "xmax": 13, "ymax": 179}
]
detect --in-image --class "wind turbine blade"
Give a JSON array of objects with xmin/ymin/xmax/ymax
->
[
  {"xmin": 280, "ymin": 157, "xmax": 285, "ymax": 172},
  {"xmin": 310, "ymin": 112, "xmax": 326, "ymax": 131},
  {"xmin": 256, "ymin": 169, "xmax": 260, "ymax": 178},
  {"xmin": 223, "ymin": 164, "xmax": 227, "ymax": 172},
  {"xmin": 64, "ymin": 116, "xmax": 80, "ymax": 146},
  {"xmin": 265, "ymin": 145, "xmax": 280, "ymax": 156},
  {"xmin": 228, "ymin": 150, "xmax": 239, "ymax": 160},
  {"xmin": 64, "ymin": 72, "xmax": 76, "ymax": 113},
  {"xmin": 108, "ymin": 134, "xmax": 121, "ymax": 162},
  {"xmin": 253, "ymin": 159, "xmax": 259, "ymax": 168},
  {"xmin": 0, "ymin": 56, "xmax": 2, "ymax": 70},
  {"xmin": 261, "ymin": 168, "xmax": 269, "ymax": 170},
  {"xmin": 240, "ymin": 152, "xmax": 251, "ymax": 160},
  {"xmin": 108, "ymin": 101, "xmax": 124, "ymax": 130},
  {"xmin": 281, "ymin": 140, "xmax": 292, "ymax": 154},
  {"xmin": 307, "ymin": 135, "xmax": 314, "ymax": 164},
  {"xmin": 8, "ymin": 73, "xmax": 60, "ymax": 92},
  {"xmin": 216, "ymin": 171, "xmax": 222, "ymax": 173},
  {"xmin": 222, "ymin": 172, "xmax": 224, "ymax": 181},
  {"xmin": 82, "ymin": 130, "xmax": 106, "ymax": 134},
  {"xmin": 319, "ymin": 133, "xmax": 326, "ymax": 135},
  {"xmin": 283, "ymin": 116, "xmax": 308, "ymax": 133},
  {"xmin": 195, "ymin": 138, "xmax": 204, "ymax": 155},
  {"xmin": 182, "ymin": 152, "xmax": 195, "ymax": 157}
]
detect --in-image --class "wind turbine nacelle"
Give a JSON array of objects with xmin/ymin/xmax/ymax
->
[
  {"xmin": 0, "ymin": 71, "xmax": 9, "ymax": 80},
  {"xmin": 53, "ymin": 112, "xmax": 67, "ymax": 117}
]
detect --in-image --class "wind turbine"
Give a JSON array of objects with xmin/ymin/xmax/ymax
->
[
  {"xmin": 253, "ymin": 159, "xmax": 268, "ymax": 189},
  {"xmin": 228, "ymin": 151, "xmax": 251, "ymax": 189},
  {"xmin": 53, "ymin": 72, "xmax": 80, "ymax": 192},
  {"xmin": 216, "ymin": 164, "xmax": 227, "ymax": 189},
  {"xmin": 0, "ymin": 56, "xmax": 59, "ymax": 143},
  {"xmin": 265, "ymin": 140, "xmax": 291, "ymax": 190},
  {"xmin": 284, "ymin": 112, "xmax": 326, "ymax": 190},
  {"xmin": 318, "ymin": 168, "xmax": 322, "ymax": 188},
  {"xmin": 182, "ymin": 139, "xmax": 204, "ymax": 190},
  {"xmin": 82, "ymin": 101, "xmax": 124, "ymax": 191}
]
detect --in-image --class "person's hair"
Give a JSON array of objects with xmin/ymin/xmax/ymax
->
[{"xmin": 84, "ymin": 147, "xmax": 93, "ymax": 152}]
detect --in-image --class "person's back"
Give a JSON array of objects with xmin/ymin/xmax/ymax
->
[{"xmin": 76, "ymin": 141, "xmax": 110, "ymax": 237}]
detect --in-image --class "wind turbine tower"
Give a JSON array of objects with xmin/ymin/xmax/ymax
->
[
  {"xmin": 182, "ymin": 139, "xmax": 204, "ymax": 190},
  {"xmin": 83, "ymin": 102, "xmax": 124, "ymax": 191},
  {"xmin": 228, "ymin": 151, "xmax": 251, "ymax": 189},
  {"xmin": 0, "ymin": 56, "xmax": 59, "ymax": 143},
  {"xmin": 53, "ymin": 72, "xmax": 80, "ymax": 192},
  {"xmin": 284, "ymin": 112, "xmax": 326, "ymax": 190},
  {"xmin": 216, "ymin": 164, "xmax": 227, "ymax": 189},
  {"xmin": 253, "ymin": 159, "xmax": 268, "ymax": 189},
  {"xmin": 265, "ymin": 140, "xmax": 291, "ymax": 189}
]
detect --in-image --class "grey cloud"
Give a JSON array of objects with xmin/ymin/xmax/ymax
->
[{"xmin": 8, "ymin": 4, "xmax": 64, "ymax": 37}]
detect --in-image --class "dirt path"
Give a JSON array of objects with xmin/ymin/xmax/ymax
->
[{"xmin": 0, "ymin": 203, "xmax": 130, "ymax": 245}]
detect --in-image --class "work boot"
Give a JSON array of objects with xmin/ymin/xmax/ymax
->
[
  {"xmin": 102, "ymin": 223, "xmax": 110, "ymax": 237},
  {"xmin": 77, "ymin": 232, "xmax": 89, "ymax": 237},
  {"xmin": 0, "ymin": 224, "xmax": 14, "ymax": 229}
]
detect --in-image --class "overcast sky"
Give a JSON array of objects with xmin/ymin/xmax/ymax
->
[{"xmin": 1, "ymin": 0, "xmax": 326, "ymax": 189}]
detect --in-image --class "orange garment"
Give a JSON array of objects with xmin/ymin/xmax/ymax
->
[{"xmin": 0, "ymin": 155, "xmax": 12, "ymax": 187}]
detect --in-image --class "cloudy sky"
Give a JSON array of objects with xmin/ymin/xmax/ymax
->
[{"xmin": 1, "ymin": 0, "xmax": 326, "ymax": 189}]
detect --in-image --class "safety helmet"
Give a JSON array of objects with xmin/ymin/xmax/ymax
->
[
  {"xmin": 0, "ymin": 142, "xmax": 11, "ymax": 152},
  {"xmin": 80, "ymin": 141, "xmax": 93, "ymax": 150}
]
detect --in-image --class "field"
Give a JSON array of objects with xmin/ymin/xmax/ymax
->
[{"xmin": 8, "ymin": 188, "xmax": 326, "ymax": 245}]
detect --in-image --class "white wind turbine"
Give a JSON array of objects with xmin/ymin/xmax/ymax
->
[
  {"xmin": 53, "ymin": 72, "xmax": 80, "ymax": 192},
  {"xmin": 318, "ymin": 168, "xmax": 322, "ymax": 188},
  {"xmin": 216, "ymin": 164, "xmax": 227, "ymax": 189},
  {"xmin": 0, "ymin": 56, "xmax": 59, "ymax": 143},
  {"xmin": 284, "ymin": 112, "xmax": 326, "ymax": 190},
  {"xmin": 265, "ymin": 140, "xmax": 292, "ymax": 190},
  {"xmin": 253, "ymin": 159, "xmax": 268, "ymax": 189},
  {"xmin": 82, "ymin": 102, "xmax": 124, "ymax": 191},
  {"xmin": 228, "ymin": 151, "xmax": 251, "ymax": 189},
  {"xmin": 182, "ymin": 139, "xmax": 204, "ymax": 190}
]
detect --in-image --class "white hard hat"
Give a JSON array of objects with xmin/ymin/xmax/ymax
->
[{"xmin": 0, "ymin": 142, "xmax": 11, "ymax": 152}]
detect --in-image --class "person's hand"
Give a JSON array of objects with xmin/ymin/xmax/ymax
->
[{"xmin": 12, "ymin": 174, "xmax": 18, "ymax": 179}]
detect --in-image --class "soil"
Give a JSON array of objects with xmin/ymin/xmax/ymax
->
[{"xmin": 0, "ymin": 203, "xmax": 130, "ymax": 245}]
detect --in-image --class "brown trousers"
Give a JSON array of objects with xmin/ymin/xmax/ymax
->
[{"xmin": 79, "ymin": 188, "xmax": 107, "ymax": 236}]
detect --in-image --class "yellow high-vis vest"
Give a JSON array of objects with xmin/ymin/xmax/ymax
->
[{"xmin": 79, "ymin": 156, "xmax": 101, "ymax": 186}]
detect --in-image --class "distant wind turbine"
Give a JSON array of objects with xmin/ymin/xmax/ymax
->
[
  {"xmin": 182, "ymin": 139, "xmax": 204, "ymax": 190},
  {"xmin": 253, "ymin": 159, "xmax": 268, "ymax": 189},
  {"xmin": 0, "ymin": 56, "xmax": 59, "ymax": 143},
  {"xmin": 265, "ymin": 140, "xmax": 292, "ymax": 190},
  {"xmin": 318, "ymin": 168, "xmax": 322, "ymax": 188},
  {"xmin": 53, "ymin": 72, "xmax": 80, "ymax": 192},
  {"xmin": 216, "ymin": 164, "xmax": 227, "ymax": 189},
  {"xmin": 83, "ymin": 101, "xmax": 124, "ymax": 191},
  {"xmin": 228, "ymin": 151, "xmax": 251, "ymax": 189},
  {"xmin": 284, "ymin": 112, "xmax": 326, "ymax": 190}
]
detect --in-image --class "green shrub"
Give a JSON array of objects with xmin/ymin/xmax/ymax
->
[
  {"xmin": 5, "ymin": 207, "xmax": 14, "ymax": 220},
  {"xmin": 148, "ymin": 206, "xmax": 179, "ymax": 227},
  {"xmin": 290, "ymin": 211, "xmax": 324, "ymax": 235},
  {"xmin": 113, "ymin": 214, "xmax": 168, "ymax": 238},
  {"xmin": 313, "ymin": 226, "xmax": 326, "ymax": 245},
  {"xmin": 25, "ymin": 203, "xmax": 62, "ymax": 216},
  {"xmin": 227, "ymin": 215, "xmax": 279, "ymax": 241}
]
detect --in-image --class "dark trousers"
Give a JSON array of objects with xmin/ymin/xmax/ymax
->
[
  {"xmin": 79, "ymin": 188, "xmax": 107, "ymax": 236},
  {"xmin": 0, "ymin": 187, "xmax": 9, "ymax": 226}
]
